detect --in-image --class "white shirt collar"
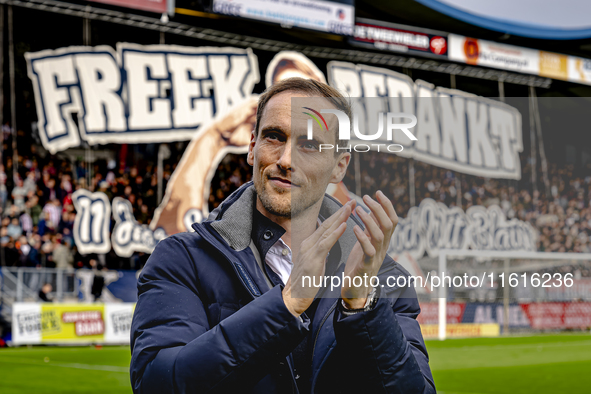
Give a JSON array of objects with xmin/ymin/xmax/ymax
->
[{"xmin": 264, "ymin": 218, "xmax": 322, "ymax": 285}]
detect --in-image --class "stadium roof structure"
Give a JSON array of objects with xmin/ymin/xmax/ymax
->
[
  {"xmin": 5, "ymin": 0, "xmax": 591, "ymax": 99},
  {"xmin": 7, "ymin": 0, "xmax": 591, "ymax": 66},
  {"xmin": 0, "ymin": 0, "xmax": 553, "ymax": 88},
  {"xmin": 413, "ymin": 0, "xmax": 591, "ymax": 40},
  {"xmin": 361, "ymin": 0, "xmax": 591, "ymax": 57}
]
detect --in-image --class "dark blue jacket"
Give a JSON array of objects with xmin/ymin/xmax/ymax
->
[{"xmin": 130, "ymin": 183, "xmax": 435, "ymax": 393}]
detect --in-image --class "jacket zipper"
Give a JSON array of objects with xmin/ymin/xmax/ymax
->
[
  {"xmin": 311, "ymin": 257, "xmax": 343, "ymax": 360},
  {"xmin": 311, "ymin": 301, "xmax": 337, "ymax": 359},
  {"xmin": 233, "ymin": 261, "xmax": 261, "ymax": 296},
  {"xmin": 309, "ymin": 300, "xmax": 338, "ymax": 394}
]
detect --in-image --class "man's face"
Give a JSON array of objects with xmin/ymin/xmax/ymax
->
[{"xmin": 248, "ymin": 91, "xmax": 350, "ymax": 218}]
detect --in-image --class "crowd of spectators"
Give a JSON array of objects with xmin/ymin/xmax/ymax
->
[
  {"xmin": 0, "ymin": 140, "xmax": 179, "ymax": 271},
  {"xmin": 340, "ymin": 153, "xmax": 591, "ymax": 254},
  {"xmin": 208, "ymin": 154, "xmax": 253, "ymax": 211},
  {"xmin": 1, "ymin": 136, "xmax": 590, "ymax": 275}
]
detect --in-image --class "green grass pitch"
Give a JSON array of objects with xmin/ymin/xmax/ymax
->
[
  {"xmin": 427, "ymin": 333, "xmax": 591, "ymax": 394},
  {"xmin": 0, "ymin": 333, "xmax": 590, "ymax": 393}
]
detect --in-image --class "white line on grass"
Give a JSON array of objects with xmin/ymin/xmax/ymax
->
[
  {"xmin": 0, "ymin": 357, "xmax": 129, "ymax": 372},
  {"xmin": 437, "ymin": 340, "xmax": 591, "ymax": 352},
  {"xmin": 438, "ymin": 391, "xmax": 489, "ymax": 394},
  {"xmin": 0, "ymin": 346, "xmax": 127, "ymax": 352}
]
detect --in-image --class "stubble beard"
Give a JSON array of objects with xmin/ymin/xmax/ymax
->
[
  {"xmin": 257, "ymin": 184, "xmax": 291, "ymax": 218},
  {"xmin": 254, "ymin": 176, "xmax": 316, "ymax": 219}
]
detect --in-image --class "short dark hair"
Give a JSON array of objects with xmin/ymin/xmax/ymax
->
[{"xmin": 254, "ymin": 77, "xmax": 351, "ymax": 149}]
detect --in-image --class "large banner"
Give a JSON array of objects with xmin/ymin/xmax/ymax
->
[
  {"xmin": 26, "ymin": 45, "xmax": 523, "ymax": 179},
  {"xmin": 73, "ymin": 188, "xmax": 537, "ymax": 259},
  {"xmin": 12, "ymin": 303, "xmax": 135, "ymax": 345},
  {"xmin": 26, "ymin": 43, "xmax": 259, "ymax": 154},
  {"xmin": 328, "ymin": 63, "xmax": 523, "ymax": 180},
  {"xmin": 389, "ymin": 198, "xmax": 537, "ymax": 260},
  {"xmin": 27, "ymin": 46, "xmax": 533, "ymax": 257}
]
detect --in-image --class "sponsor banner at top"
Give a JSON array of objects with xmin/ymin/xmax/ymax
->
[
  {"xmin": 449, "ymin": 34, "xmax": 591, "ymax": 86},
  {"xmin": 350, "ymin": 18, "xmax": 448, "ymax": 59},
  {"xmin": 449, "ymin": 34, "xmax": 539, "ymax": 75},
  {"xmin": 212, "ymin": 0, "xmax": 354, "ymax": 35},
  {"xmin": 569, "ymin": 57, "xmax": 591, "ymax": 85},
  {"xmin": 88, "ymin": 0, "xmax": 170, "ymax": 14}
]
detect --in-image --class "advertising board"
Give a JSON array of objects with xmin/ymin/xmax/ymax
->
[
  {"xmin": 212, "ymin": 0, "xmax": 354, "ymax": 35},
  {"xmin": 12, "ymin": 303, "xmax": 135, "ymax": 345},
  {"xmin": 350, "ymin": 18, "xmax": 447, "ymax": 59}
]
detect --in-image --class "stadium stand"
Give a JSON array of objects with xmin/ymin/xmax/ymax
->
[{"xmin": 1, "ymin": 122, "xmax": 590, "ymax": 276}]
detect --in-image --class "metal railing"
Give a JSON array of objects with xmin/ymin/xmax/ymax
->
[{"xmin": 1, "ymin": 267, "xmax": 80, "ymax": 303}]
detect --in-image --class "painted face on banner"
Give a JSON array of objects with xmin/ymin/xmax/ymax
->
[{"xmin": 248, "ymin": 92, "xmax": 349, "ymax": 218}]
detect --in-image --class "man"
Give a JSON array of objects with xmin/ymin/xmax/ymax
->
[
  {"xmin": 11, "ymin": 178, "xmax": 27, "ymax": 213},
  {"xmin": 53, "ymin": 238, "xmax": 74, "ymax": 270},
  {"xmin": 38, "ymin": 283, "xmax": 53, "ymax": 302},
  {"xmin": 130, "ymin": 78, "xmax": 435, "ymax": 393},
  {"xmin": 150, "ymin": 50, "xmax": 328, "ymax": 235}
]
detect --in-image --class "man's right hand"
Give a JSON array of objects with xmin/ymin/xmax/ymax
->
[{"xmin": 282, "ymin": 200, "xmax": 355, "ymax": 317}]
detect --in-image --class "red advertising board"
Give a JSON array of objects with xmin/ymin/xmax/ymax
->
[
  {"xmin": 521, "ymin": 302, "xmax": 591, "ymax": 329},
  {"xmin": 88, "ymin": 0, "xmax": 168, "ymax": 14},
  {"xmin": 418, "ymin": 301, "xmax": 591, "ymax": 330},
  {"xmin": 350, "ymin": 17, "xmax": 448, "ymax": 59},
  {"xmin": 417, "ymin": 302, "xmax": 466, "ymax": 325}
]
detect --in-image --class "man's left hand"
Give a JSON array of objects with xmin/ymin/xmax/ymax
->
[{"xmin": 341, "ymin": 191, "xmax": 398, "ymax": 309}]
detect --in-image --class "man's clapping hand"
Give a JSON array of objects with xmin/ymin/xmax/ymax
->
[
  {"xmin": 341, "ymin": 191, "xmax": 398, "ymax": 309},
  {"xmin": 282, "ymin": 200, "xmax": 354, "ymax": 317}
]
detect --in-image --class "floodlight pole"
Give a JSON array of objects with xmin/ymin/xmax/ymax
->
[
  {"xmin": 0, "ymin": 4, "xmax": 3, "ymax": 269},
  {"xmin": 409, "ymin": 158, "xmax": 416, "ymax": 207},
  {"xmin": 438, "ymin": 251, "xmax": 447, "ymax": 341},
  {"xmin": 498, "ymin": 80, "xmax": 505, "ymax": 102},
  {"xmin": 405, "ymin": 67, "xmax": 416, "ymax": 209},
  {"xmin": 455, "ymin": 175, "xmax": 461, "ymax": 207},
  {"xmin": 0, "ymin": 4, "xmax": 4, "ymax": 166},
  {"xmin": 530, "ymin": 87, "xmax": 550, "ymax": 197},
  {"xmin": 8, "ymin": 4, "xmax": 17, "ymax": 181},
  {"xmin": 503, "ymin": 258, "xmax": 510, "ymax": 335},
  {"xmin": 528, "ymin": 86, "xmax": 538, "ymax": 199},
  {"xmin": 157, "ymin": 21, "xmax": 166, "ymax": 203},
  {"xmin": 83, "ymin": 6, "xmax": 92, "ymax": 190},
  {"xmin": 157, "ymin": 144, "xmax": 164, "ymax": 204}
]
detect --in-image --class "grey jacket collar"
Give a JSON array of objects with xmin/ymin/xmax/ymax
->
[{"xmin": 208, "ymin": 183, "xmax": 360, "ymax": 271}]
